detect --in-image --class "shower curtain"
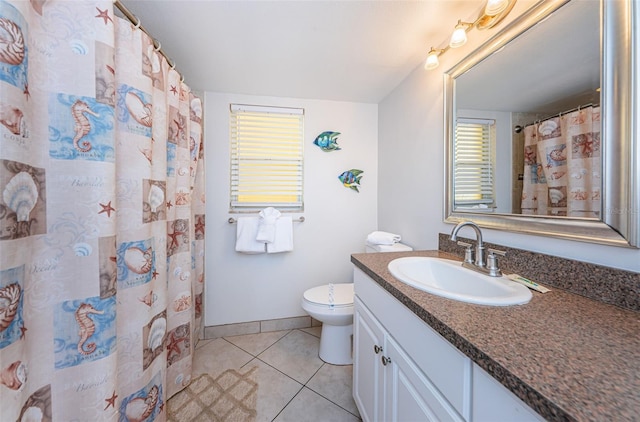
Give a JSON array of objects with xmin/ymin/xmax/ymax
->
[
  {"xmin": 520, "ymin": 105, "xmax": 600, "ymax": 217},
  {"xmin": 0, "ymin": 1, "xmax": 205, "ymax": 420}
]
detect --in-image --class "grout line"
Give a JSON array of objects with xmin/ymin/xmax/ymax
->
[
  {"xmin": 295, "ymin": 337, "xmax": 361, "ymax": 418},
  {"xmin": 303, "ymin": 362, "xmax": 361, "ymax": 419},
  {"xmin": 305, "ymin": 361, "xmax": 325, "ymax": 385},
  {"xmin": 296, "ymin": 328, "xmax": 322, "ymax": 341},
  {"xmin": 195, "ymin": 338, "xmax": 214, "ymax": 350},
  {"xmin": 254, "ymin": 355, "xmax": 306, "ymax": 386},
  {"xmin": 198, "ymin": 328, "xmax": 360, "ymax": 420},
  {"xmin": 221, "ymin": 329, "xmax": 292, "ymax": 357},
  {"xmin": 220, "ymin": 337, "xmax": 259, "ymax": 358},
  {"xmin": 270, "ymin": 384, "xmax": 305, "ymax": 422},
  {"xmin": 248, "ymin": 329, "xmax": 325, "ymax": 386},
  {"xmin": 299, "ymin": 326, "xmax": 322, "ymax": 339}
]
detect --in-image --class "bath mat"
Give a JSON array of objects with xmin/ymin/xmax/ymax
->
[{"xmin": 167, "ymin": 366, "xmax": 258, "ymax": 422}]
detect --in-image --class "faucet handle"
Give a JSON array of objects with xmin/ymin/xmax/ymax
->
[
  {"xmin": 487, "ymin": 248, "xmax": 506, "ymax": 276},
  {"xmin": 457, "ymin": 241, "xmax": 474, "ymax": 264},
  {"xmin": 488, "ymin": 248, "xmax": 506, "ymax": 257}
]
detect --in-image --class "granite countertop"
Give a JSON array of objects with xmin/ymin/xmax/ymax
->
[{"xmin": 351, "ymin": 250, "xmax": 640, "ymax": 422}]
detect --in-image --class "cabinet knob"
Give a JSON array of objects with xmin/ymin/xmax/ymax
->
[
  {"xmin": 373, "ymin": 345, "xmax": 383, "ymax": 354},
  {"xmin": 381, "ymin": 356, "xmax": 391, "ymax": 366}
]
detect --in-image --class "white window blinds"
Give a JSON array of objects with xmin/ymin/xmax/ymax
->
[
  {"xmin": 454, "ymin": 118, "xmax": 496, "ymax": 207},
  {"xmin": 230, "ymin": 104, "xmax": 304, "ymax": 211}
]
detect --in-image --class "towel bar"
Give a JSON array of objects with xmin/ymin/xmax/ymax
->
[{"xmin": 228, "ymin": 216, "xmax": 305, "ymax": 224}]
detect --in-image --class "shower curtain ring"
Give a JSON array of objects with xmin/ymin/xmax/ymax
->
[
  {"xmin": 170, "ymin": 60, "xmax": 176, "ymax": 70},
  {"xmin": 153, "ymin": 39, "xmax": 161, "ymax": 52},
  {"xmin": 180, "ymin": 74, "xmax": 185, "ymax": 83},
  {"xmin": 134, "ymin": 16, "xmax": 141, "ymax": 29}
]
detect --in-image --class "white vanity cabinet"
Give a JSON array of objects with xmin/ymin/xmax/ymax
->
[
  {"xmin": 353, "ymin": 295, "xmax": 385, "ymax": 422},
  {"xmin": 353, "ymin": 267, "xmax": 544, "ymax": 422},
  {"xmin": 354, "ymin": 296, "xmax": 464, "ymax": 421},
  {"xmin": 471, "ymin": 364, "xmax": 543, "ymax": 421}
]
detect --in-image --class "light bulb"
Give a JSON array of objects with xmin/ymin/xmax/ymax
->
[
  {"xmin": 484, "ymin": 0, "xmax": 509, "ymax": 16},
  {"xmin": 424, "ymin": 49, "xmax": 440, "ymax": 70},
  {"xmin": 449, "ymin": 22, "xmax": 469, "ymax": 48}
]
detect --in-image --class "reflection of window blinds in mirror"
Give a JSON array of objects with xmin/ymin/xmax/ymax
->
[
  {"xmin": 230, "ymin": 104, "xmax": 304, "ymax": 211},
  {"xmin": 454, "ymin": 118, "xmax": 496, "ymax": 207}
]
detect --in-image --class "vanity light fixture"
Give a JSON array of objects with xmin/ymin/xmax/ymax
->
[
  {"xmin": 476, "ymin": 0, "xmax": 518, "ymax": 29},
  {"xmin": 449, "ymin": 20, "xmax": 473, "ymax": 48},
  {"xmin": 484, "ymin": 0, "xmax": 510, "ymax": 17},
  {"xmin": 424, "ymin": 47, "xmax": 446, "ymax": 70},
  {"xmin": 425, "ymin": 0, "xmax": 517, "ymax": 70}
]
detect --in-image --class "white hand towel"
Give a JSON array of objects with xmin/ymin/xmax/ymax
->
[
  {"xmin": 366, "ymin": 231, "xmax": 401, "ymax": 245},
  {"xmin": 256, "ymin": 207, "xmax": 281, "ymax": 243},
  {"xmin": 235, "ymin": 217, "xmax": 266, "ymax": 253},
  {"xmin": 267, "ymin": 216, "xmax": 293, "ymax": 253}
]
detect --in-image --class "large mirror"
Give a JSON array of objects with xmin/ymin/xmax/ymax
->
[{"xmin": 444, "ymin": 0, "xmax": 639, "ymax": 247}]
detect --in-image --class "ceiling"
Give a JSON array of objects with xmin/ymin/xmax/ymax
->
[
  {"xmin": 120, "ymin": 0, "xmax": 484, "ymax": 103},
  {"xmin": 456, "ymin": 0, "xmax": 600, "ymax": 115}
]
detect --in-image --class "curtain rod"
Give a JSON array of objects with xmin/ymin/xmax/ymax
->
[
  {"xmin": 113, "ymin": 0, "xmax": 183, "ymax": 81},
  {"xmin": 522, "ymin": 102, "xmax": 599, "ymax": 129}
]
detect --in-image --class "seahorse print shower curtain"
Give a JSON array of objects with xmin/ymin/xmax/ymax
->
[
  {"xmin": 520, "ymin": 106, "xmax": 600, "ymax": 217},
  {"xmin": 0, "ymin": 1, "xmax": 205, "ymax": 420}
]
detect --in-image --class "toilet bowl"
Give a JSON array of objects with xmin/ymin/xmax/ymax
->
[
  {"xmin": 301, "ymin": 239, "xmax": 413, "ymax": 365},
  {"xmin": 301, "ymin": 283, "xmax": 354, "ymax": 365}
]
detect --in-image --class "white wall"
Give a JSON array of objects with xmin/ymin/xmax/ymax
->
[
  {"xmin": 378, "ymin": 4, "xmax": 640, "ymax": 272},
  {"xmin": 205, "ymin": 93, "xmax": 378, "ymax": 326}
]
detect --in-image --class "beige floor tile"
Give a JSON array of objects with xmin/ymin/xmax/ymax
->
[
  {"xmin": 258, "ymin": 330, "xmax": 324, "ymax": 384},
  {"xmin": 187, "ymin": 328, "xmax": 362, "ymax": 421},
  {"xmin": 191, "ymin": 338, "xmax": 253, "ymax": 379},
  {"xmin": 241, "ymin": 358, "xmax": 304, "ymax": 422},
  {"xmin": 307, "ymin": 363, "xmax": 360, "ymax": 417},
  {"xmin": 300, "ymin": 326, "xmax": 322, "ymax": 338},
  {"xmin": 195, "ymin": 338, "xmax": 213, "ymax": 350},
  {"xmin": 274, "ymin": 387, "xmax": 361, "ymax": 422},
  {"xmin": 225, "ymin": 330, "xmax": 291, "ymax": 356}
]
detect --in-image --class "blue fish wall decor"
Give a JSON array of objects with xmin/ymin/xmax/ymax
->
[
  {"xmin": 313, "ymin": 131, "xmax": 341, "ymax": 152},
  {"xmin": 338, "ymin": 169, "xmax": 364, "ymax": 192}
]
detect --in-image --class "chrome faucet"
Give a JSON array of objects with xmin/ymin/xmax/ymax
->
[
  {"xmin": 450, "ymin": 221, "xmax": 505, "ymax": 277},
  {"xmin": 450, "ymin": 221, "xmax": 485, "ymax": 267}
]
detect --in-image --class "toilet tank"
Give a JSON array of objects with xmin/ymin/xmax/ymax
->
[{"xmin": 365, "ymin": 242, "xmax": 413, "ymax": 253}]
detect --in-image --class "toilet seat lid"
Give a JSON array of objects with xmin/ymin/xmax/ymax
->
[{"xmin": 304, "ymin": 283, "xmax": 354, "ymax": 307}]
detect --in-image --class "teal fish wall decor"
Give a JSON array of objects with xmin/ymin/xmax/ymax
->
[
  {"xmin": 314, "ymin": 131, "xmax": 341, "ymax": 152},
  {"xmin": 338, "ymin": 169, "xmax": 364, "ymax": 192}
]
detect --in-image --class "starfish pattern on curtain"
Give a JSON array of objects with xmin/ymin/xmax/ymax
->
[{"xmin": 0, "ymin": 1, "xmax": 205, "ymax": 420}]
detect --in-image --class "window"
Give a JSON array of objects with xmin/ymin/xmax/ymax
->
[
  {"xmin": 454, "ymin": 118, "xmax": 496, "ymax": 208},
  {"xmin": 230, "ymin": 104, "xmax": 304, "ymax": 211}
]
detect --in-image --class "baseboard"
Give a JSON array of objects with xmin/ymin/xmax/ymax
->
[{"xmin": 203, "ymin": 316, "xmax": 321, "ymax": 339}]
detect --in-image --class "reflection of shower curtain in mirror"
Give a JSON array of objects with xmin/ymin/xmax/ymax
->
[{"xmin": 521, "ymin": 106, "xmax": 600, "ymax": 217}]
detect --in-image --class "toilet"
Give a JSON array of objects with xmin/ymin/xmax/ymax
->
[{"xmin": 301, "ymin": 241, "xmax": 413, "ymax": 365}]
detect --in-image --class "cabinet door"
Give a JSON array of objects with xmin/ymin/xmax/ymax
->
[
  {"xmin": 354, "ymin": 266, "xmax": 471, "ymax": 417},
  {"xmin": 353, "ymin": 297, "xmax": 386, "ymax": 422},
  {"xmin": 384, "ymin": 336, "xmax": 464, "ymax": 422},
  {"xmin": 472, "ymin": 364, "xmax": 544, "ymax": 422}
]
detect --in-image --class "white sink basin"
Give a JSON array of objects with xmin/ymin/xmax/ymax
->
[{"xmin": 387, "ymin": 257, "xmax": 532, "ymax": 306}]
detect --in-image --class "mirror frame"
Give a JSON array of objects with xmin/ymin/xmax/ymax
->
[{"xmin": 444, "ymin": 0, "xmax": 639, "ymax": 248}]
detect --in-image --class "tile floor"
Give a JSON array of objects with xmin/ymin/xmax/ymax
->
[{"xmin": 189, "ymin": 327, "xmax": 361, "ymax": 421}]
